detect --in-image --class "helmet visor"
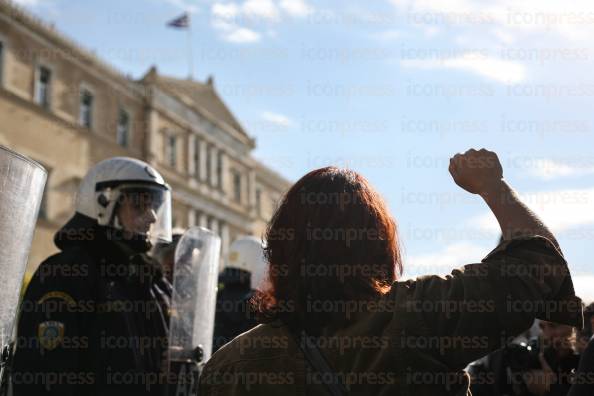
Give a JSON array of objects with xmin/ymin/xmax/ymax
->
[{"xmin": 117, "ymin": 184, "xmax": 172, "ymax": 244}]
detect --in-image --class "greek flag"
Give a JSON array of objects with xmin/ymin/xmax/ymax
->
[{"xmin": 167, "ymin": 13, "xmax": 190, "ymax": 29}]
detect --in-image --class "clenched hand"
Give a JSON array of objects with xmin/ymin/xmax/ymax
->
[{"xmin": 449, "ymin": 148, "xmax": 503, "ymax": 195}]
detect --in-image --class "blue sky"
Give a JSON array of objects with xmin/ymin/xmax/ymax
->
[{"xmin": 17, "ymin": 0, "xmax": 594, "ymax": 300}]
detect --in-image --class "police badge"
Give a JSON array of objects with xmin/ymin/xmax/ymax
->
[{"xmin": 38, "ymin": 321, "xmax": 65, "ymax": 351}]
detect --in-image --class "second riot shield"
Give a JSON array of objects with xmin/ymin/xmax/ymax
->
[
  {"xmin": 168, "ymin": 226, "xmax": 220, "ymax": 394},
  {"xmin": 0, "ymin": 146, "xmax": 47, "ymax": 387}
]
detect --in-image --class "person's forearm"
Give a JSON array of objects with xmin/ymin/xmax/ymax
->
[{"xmin": 480, "ymin": 179, "xmax": 559, "ymax": 250}]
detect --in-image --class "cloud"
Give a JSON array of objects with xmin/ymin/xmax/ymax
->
[
  {"xmin": 492, "ymin": 28, "xmax": 515, "ymax": 45},
  {"xmin": 212, "ymin": 3, "xmax": 240, "ymax": 19},
  {"xmin": 212, "ymin": 19, "xmax": 261, "ymax": 43},
  {"xmin": 212, "ymin": 0, "xmax": 313, "ymax": 23},
  {"xmin": 279, "ymin": 0, "xmax": 313, "ymax": 17},
  {"xmin": 211, "ymin": 4, "xmax": 262, "ymax": 43},
  {"xmin": 261, "ymin": 111, "xmax": 295, "ymax": 128},
  {"xmin": 224, "ymin": 26, "xmax": 261, "ymax": 43},
  {"xmin": 405, "ymin": 241, "xmax": 486, "ymax": 277},
  {"xmin": 470, "ymin": 187, "xmax": 594, "ymax": 234},
  {"xmin": 389, "ymin": 0, "xmax": 594, "ymax": 43},
  {"xmin": 242, "ymin": 0, "xmax": 280, "ymax": 22},
  {"xmin": 373, "ymin": 29, "xmax": 403, "ymax": 41},
  {"xmin": 401, "ymin": 52, "xmax": 526, "ymax": 83},
  {"xmin": 210, "ymin": 0, "xmax": 314, "ymax": 44},
  {"xmin": 388, "ymin": 0, "xmax": 594, "ymax": 82},
  {"xmin": 523, "ymin": 159, "xmax": 594, "ymax": 180}
]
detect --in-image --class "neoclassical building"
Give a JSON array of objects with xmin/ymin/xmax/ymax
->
[{"xmin": 0, "ymin": 1, "xmax": 290, "ymax": 273}]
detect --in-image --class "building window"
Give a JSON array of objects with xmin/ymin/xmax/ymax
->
[
  {"xmin": 193, "ymin": 138, "xmax": 200, "ymax": 178},
  {"xmin": 117, "ymin": 108, "xmax": 130, "ymax": 147},
  {"xmin": 0, "ymin": 40, "xmax": 4, "ymax": 87},
  {"xmin": 216, "ymin": 151, "xmax": 223, "ymax": 190},
  {"xmin": 165, "ymin": 134, "xmax": 177, "ymax": 168},
  {"xmin": 205, "ymin": 145, "xmax": 212, "ymax": 185},
  {"xmin": 255, "ymin": 188, "xmax": 262, "ymax": 216},
  {"xmin": 79, "ymin": 88, "xmax": 93, "ymax": 128},
  {"xmin": 232, "ymin": 170, "xmax": 241, "ymax": 203},
  {"xmin": 35, "ymin": 65, "xmax": 51, "ymax": 109}
]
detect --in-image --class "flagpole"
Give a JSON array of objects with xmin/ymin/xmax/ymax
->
[{"xmin": 187, "ymin": 12, "xmax": 194, "ymax": 79}]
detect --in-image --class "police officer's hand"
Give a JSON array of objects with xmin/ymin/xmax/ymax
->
[{"xmin": 449, "ymin": 148, "xmax": 503, "ymax": 195}]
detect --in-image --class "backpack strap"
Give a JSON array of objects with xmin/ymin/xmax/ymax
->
[{"xmin": 292, "ymin": 329, "xmax": 349, "ymax": 396}]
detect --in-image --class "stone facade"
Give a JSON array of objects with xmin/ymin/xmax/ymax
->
[{"xmin": 0, "ymin": 1, "xmax": 290, "ymax": 273}]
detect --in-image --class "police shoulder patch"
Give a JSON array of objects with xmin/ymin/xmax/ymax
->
[
  {"xmin": 38, "ymin": 321, "xmax": 65, "ymax": 351},
  {"xmin": 37, "ymin": 291, "xmax": 76, "ymax": 306}
]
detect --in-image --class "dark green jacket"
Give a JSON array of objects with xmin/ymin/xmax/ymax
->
[{"xmin": 199, "ymin": 236, "xmax": 583, "ymax": 396}]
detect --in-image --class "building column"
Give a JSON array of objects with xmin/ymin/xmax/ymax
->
[
  {"xmin": 221, "ymin": 221, "xmax": 229, "ymax": 259},
  {"xmin": 145, "ymin": 108, "xmax": 159, "ymax": 166},
  {"xmin": 187, "ymin": 209, "xmax": 197, "ymax": 227},
  {"xmin": 199, "ymin": 212, "xmax": 208, "ymax": 229},
  {"xmin": 209, "ymin": 217, "xmax": 219, "ymax": 236},
  {"xmin": 199, "ymin": 139, "xmax": 207, "ymax": 182},
  {"xmin": 248, "ymin": 169, "xmax": 256, "ymax": 214}
]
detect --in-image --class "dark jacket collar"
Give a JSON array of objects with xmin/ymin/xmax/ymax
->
[
  {"xmin": 55, "ymin": 213, "xmax": 151, "ymax": 256},
  {"xmin": 54, "ymin": 213, "xmax": 162, "ymax": 283}
]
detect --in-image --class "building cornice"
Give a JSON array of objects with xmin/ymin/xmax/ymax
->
[
  {"xmin": 0, "ymin": 0, "xmax": 145, "ymax": 100},
  {"xmin": 147, "ymin": 85, "xmax": 256, "ymax": 163},
  {"xmin": 146, "ymin": 82, "xmax": 255, "ymax": 150}
]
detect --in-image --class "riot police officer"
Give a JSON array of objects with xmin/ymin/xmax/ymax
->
[
  {"xmin": 12, "ymin": 157, "xmax": 173, "ymax": 396},
  {"xmin": 213, "ymin": 236, "xmax": 266, "ymax": 352}
]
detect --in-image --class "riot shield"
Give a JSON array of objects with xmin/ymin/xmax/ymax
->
[
  {"xmin": 168, "ymin": 227, "xmax": 220, "ymax": 395},
  {"xmin": 0, "ymin": 146, "xmax": 47, "ymax": 385}
]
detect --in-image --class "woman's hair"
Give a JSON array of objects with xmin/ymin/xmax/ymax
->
[{"xmin": 253, "ymin": 166, "xmax": 402, "ymax": 331}]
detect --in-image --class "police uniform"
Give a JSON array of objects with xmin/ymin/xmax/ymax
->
[
  {"xmin": 12, "ymin": 213, "xmax": 171, "ymax": 396},
  {"xmin": 213, "ymin": 268, "xmax": 258, "ymax": 352},
  {"xmin": 212, "ymin": 237, "xmax": 265, "ymax": 353}
]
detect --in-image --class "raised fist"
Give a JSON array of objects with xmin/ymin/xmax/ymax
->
[{"xmin": 448, "ymin": 148, "xmax": 503, "ymax": 195}]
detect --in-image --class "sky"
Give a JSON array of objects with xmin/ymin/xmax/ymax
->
[{"xmin": 15, "ymin": 0, "xmax": 594, "ymax": 301}]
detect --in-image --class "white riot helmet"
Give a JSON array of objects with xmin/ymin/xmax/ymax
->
[
  {"xmin": 76, "ymin": 157, "xmax": 172, "ymax": 244},
  {"xmin": 226, "ymin": 236, "xmax": 267, "ymax": 290}
]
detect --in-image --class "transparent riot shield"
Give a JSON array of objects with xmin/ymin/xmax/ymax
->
[
  {"xmin": 0, "ymin": 146, "xmax": 47, "ymax": 385},
  {"xmin": 168, "ymin": 227, "xmax": 220, "ymax": 395}
]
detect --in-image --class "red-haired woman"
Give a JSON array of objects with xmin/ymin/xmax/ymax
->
[{"xmin": 199, "ymin": 149, "xmax": 582, "ymax": 396}]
